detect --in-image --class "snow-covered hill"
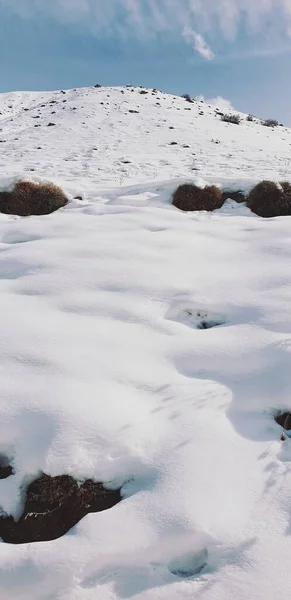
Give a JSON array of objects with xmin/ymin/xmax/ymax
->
[
  {"xmin": 0, "ymin": 85, "xmax": 291, "ymax": 600},
  {"xmin": 0, "ymin": 85, "xmax": 291, "ymax": 193}
]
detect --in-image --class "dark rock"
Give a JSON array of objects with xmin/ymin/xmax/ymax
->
[
  {"xmin": 74, "ymin": 196, "xmax": 83, "ymax": 201},
  {"xmin": 94, "ymin": 84, "xmax": 102, "ymax": 88},
  {"xmin": 169, "ymin": 142, "xmax": 178, "ymax": 145},
  {"xmin": 0, "ymin": 456, "xmax": 13, "ymax": 480},
  {"xmin": 129, "ymin": 110, "xmax": 139, "ymax": 114},
  {"xmin": 139, "ymin": 90, "xmax": 148, "ymax": 94},
  {"xmin": 0, "ymin": 473, "xmax": 121, "ymax": 544},
  {"xmin": 275, "ymin": 412, "xmax": 291, "ymax": 430},
  {"xmin": 222, "ymin": 190, "xmax": 245, "ymax": 203},
  {"xmin": 197, "ymin": 319, "xmax": 224, "ymax": 329},
  {"xmin": 47, "ymin": 122, "xmax": 56, "ymax": 127}
]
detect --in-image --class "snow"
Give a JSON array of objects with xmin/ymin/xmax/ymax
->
[{"xmin": 0, "ymin": 84, "xmax": 291, "ymax": 599}]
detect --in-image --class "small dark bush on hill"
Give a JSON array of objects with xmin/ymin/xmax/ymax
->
[
  {"xmin": 182, "ymin": 94, "xmax": 193, "ymax": 103},
  {"xmin": 220, "ymin": 113, "xmax": 241, "ymax": 124},
  {"xmin": 262, "ymin": 119, "xmax": 278, "ymax": 127}
]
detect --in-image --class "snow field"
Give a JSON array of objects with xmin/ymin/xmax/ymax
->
[{"xmin": 0, "ymin": 86, "xmax": 290, "ymax": 599}]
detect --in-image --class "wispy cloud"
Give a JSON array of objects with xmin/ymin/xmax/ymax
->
[
  {"xmin": 197, "ymin": 95, "xmax": 235, "ymax": 111},
  {"xmin": 2, "ymin": 0, "xmax": 291, "ymax": 50},
  {"xmin": 183, "ymin": 27, "xmax": 214, "ymax": 60}
]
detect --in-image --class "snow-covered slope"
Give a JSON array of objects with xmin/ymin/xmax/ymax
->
[
  {"xmin": 1, "ymin": 85, "xmax": 291, "ymax": 193},
  {"xmin": 0, "ymin": 85, "xmax": 291, "ymax": 600}
]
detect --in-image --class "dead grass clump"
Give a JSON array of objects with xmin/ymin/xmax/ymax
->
[
  {"xmin": 246, "ymin": 180, "xmax": 291, "ymax": 217},
  {"xmin": 172, "ymin": 183, "xmax": 223, "ymax": 212},
  {"xmin": 220, "ymin": 113, "xmax": 241, "ymax": 124},
  {"xmin": 262, "ymin": 118, "xmax": 278, "ymax": 128},
  {"xmin": 0, "ymin": 181, "xmax": 68, "ymax": 216}
]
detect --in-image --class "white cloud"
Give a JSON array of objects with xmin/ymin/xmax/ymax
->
[
  {"xmin": 183, "ymin": 27, "xmax": 214, "ymax": 60},
  {"xmin": 2, "ymin": 0, "xmax": 291, "ymax": 47},
  {"xmin": 197, "ymin": 95, "xmax": 235, "ymax": 111}
]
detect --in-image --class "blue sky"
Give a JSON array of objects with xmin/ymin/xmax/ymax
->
[{"xmin": 1, "ymin": 0, "xmax": 291, "ymax": 123}]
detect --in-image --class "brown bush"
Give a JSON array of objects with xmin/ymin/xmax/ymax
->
[
  {"xmin": 172, "ymin": 183, "xmax": 223, "ymax": 212},
  {"xmin": 262, "ymin": 118, "xmax": 278, "ymax": 128},
  {"xmin": 246, "ymin": 180, "xmax": 291, "ymax": 217},
  {"xmin": 220, "ymin": 113, "xmax": 241, "ymax": 124},
  {"xmin": 0, "ymin": 181, "xmax": 68, "ymax": 216}
]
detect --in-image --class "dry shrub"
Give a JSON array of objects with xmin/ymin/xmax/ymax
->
[
  {"xmin": 0, "ymin": 181, "xmax": 68, "ymax": 216},
  {"xmin": 172, "ymin": 183, "xmax": 223, "ymax": 212},
  {"xmin": 221, "ymin": 113, "xmax": 241, "ymax": 124},
  {"xmin": 182, "ymin": 93, "xmax": 194, "ymax": 103},
  {"xmin": 246, "ymin": 180, "xmax": 291, "ymax": 217},
  {"xmin": 263, "ymin": 118, "xmax": 278, "ymax": 127}
]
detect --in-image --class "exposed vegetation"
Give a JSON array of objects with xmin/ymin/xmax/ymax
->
[
  {"xmin": 0, "ymin": 181, "xmax": 68, "ymax": 216},
  {"xmin": 246, "ymin": 180, "xmax": 291, "ymax": 217},
  {"xmin": 172, "ymin": 183, "xmax": 223, "ymax": 212},
  {"xmin": 220, "ymin": 113, "xmax": 241, "ymax": 125},
  {"xmin": 262, "ymin": 119, "xmax": 279, "ymax": 128}
]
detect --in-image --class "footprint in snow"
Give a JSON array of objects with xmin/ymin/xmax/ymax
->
[
  {"xmin": 168, "ymin": 548, "xmax": 208, "ymax": 578},
  {"xmin": 166, "ymin": 304, "xmax": 226, "ymax": 330}
]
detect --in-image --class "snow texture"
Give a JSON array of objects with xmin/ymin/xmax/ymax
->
[{"xmin": 0, "ymin": 85, "xmax": 291, "ymax": 599}]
